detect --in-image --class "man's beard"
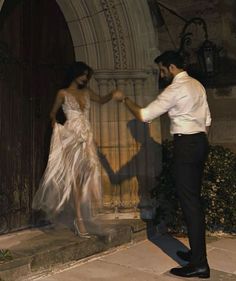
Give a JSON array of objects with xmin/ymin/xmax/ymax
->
[
  {"xmin": 159, "ymin": 74, "xmax": 173, "ymax": 89},
  {"xmin": 163, "ymin": 73, "xmax": 173, "ymax": 85}
]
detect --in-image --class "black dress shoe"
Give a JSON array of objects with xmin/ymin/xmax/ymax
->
[
  {"xmin": 176, "ymin": 250, "xmax": 191, "ymax": 261},
  {"xmin": 170, "ymin": 263, "xmax": 210, "ymax": 278}
]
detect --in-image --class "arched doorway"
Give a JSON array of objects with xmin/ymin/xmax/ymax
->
[{"xmin": 0, "ymin": 0, "xmax": 74, "ymax": 233}]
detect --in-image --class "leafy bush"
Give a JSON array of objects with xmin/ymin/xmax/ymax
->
[
  {"xmin": 152, "ymin": 140, "xmax": 236, "ymax": 234},
  {"xmin": 0, "ymin": 249, "xmax": 12, "ymax": 263}
]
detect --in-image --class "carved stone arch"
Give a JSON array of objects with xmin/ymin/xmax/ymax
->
[
  {"xmin": 0, "ymin": 0, "xmax": 4, "ymax": 10},
  {"xmin": 52, "ymin": 0, "xmax": 161, "ymax": 217},
  {"xmin": 54, "ymin": 0, "xmax": 158, "ymax": 69},
  {"xmin": 0, "ymin": 0, "xmax": 158, "ymax": 69},
  {"xmin": 0, "ymin": 0, "xmax": 162, "ymax": 219}
]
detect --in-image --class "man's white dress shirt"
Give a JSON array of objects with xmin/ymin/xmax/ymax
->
[{"xmin": 140, "ymin": 71, "xmax": 211, "ymax": 135}]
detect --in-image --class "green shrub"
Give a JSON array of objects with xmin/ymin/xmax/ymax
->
[
  {"xmin": 0, "ymin": 249, "xmax": 12, "ymax": 263},
  {"xmin": 152, "ymin": 140, "xmax": 236, "ymax": 234}
]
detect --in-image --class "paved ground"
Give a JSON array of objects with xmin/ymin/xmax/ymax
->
[
  {"xmin": 0, "ymin": 219, "xmax": 147, "ymax": 281},
  {"xmin": 27, "ymin": 232, "xmax": 236, "ymax": 281}
]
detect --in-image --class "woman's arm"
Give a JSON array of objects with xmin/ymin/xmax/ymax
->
[
  {"xmin": 89, "ymin": 89, "xmax": 113, "ymax": 105},
  {"xmin": 49, "ymin": 90, "xmax": 65, "ymax": 127}
]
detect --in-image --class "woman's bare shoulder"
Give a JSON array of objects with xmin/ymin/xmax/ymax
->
[{"xmin": 57, "ymin": 88, "xmax": 68, "ymax": 98}]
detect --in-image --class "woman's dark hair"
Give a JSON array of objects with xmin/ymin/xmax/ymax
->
[
  {"xmin": 63, "ymin": 61, "xmax": 94, "ymax": 87},
  {"xmin": 154, "ymin": 51, "xmax": 185, "ymax": 69}
]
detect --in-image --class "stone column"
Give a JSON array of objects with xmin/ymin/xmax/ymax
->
[
  {"xmin": 116, "ymin": 78, "xmax": 132, "ymax": 211},
  {"xmin": 93, "ymin": 70, "xmax": 161, "ymax": 218},
  {"xmin": 97, "ymin": 79, "xmax": 113, "ymax": 210}
]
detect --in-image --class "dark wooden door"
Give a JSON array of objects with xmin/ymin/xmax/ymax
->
[{"xmin": 0, "ymin": 0, "xmax": 74, "ymax": 233}]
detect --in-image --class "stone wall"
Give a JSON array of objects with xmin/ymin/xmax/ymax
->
[
  {"xmin": 0, "ymin": 0, "xmax": 163, "ymax": 217},
  {"xmin": 154, "ymin": 0, "xmax": 236, "ymax": 152},
  {"xmin": 55, "ymin": 0, "xmax": 163, "ymax": 214}
]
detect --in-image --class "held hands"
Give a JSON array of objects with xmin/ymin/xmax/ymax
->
[{"xmin": 112, "ymin": 90, "xmax": 125, "ymax": 102}]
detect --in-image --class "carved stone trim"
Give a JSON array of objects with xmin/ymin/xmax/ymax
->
[
  {"xmin": 101, "ymin": 0, "xmax": 127, "ymax": 69},
  {"xmin": 94, "ymin": 69, "xmax": 151, "ymax": 80}
]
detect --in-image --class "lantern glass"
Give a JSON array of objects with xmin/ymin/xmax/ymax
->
[{"xmin": 198, "ymin": 40, "xmax": 217, "ymax": 77}]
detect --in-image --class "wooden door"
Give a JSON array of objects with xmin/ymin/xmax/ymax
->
[{"xmin": 0, "ymin": 0, "xmax": 74, "ymax": 233}]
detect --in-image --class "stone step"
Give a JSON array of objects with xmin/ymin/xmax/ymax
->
[{"xmin": 0, "ymin": 219, "xmax": 149, "ymax": 281}]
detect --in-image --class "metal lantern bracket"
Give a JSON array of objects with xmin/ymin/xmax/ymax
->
[
  {"xmin": 179, "ymin": 17, "xmax": 208, "ymax": 52},
  {"xmin": 178, "ymin": 17, "xmax": 220, "ymax": 79}
]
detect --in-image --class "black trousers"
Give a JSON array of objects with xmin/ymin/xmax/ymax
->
[{"xmin": 173, "ymin": 132, "xmax": 209, "ymax": 265}]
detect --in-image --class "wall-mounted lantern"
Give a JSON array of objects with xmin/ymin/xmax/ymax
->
[
  {"xmin": 179, "ymin": 17, "xmax": 220, "ymax": 78},
  {"xmin": 147, "ymin": 2, "xmax": 222, "ymax": 84},
  {"xmin": 197, "ymin": 39, "xmax": 219, "ymax": 77}
]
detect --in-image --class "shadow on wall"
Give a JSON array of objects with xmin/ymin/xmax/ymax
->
[{"xmin": 98, "ymin": 119, "xmax": 162, "ymax": 220}]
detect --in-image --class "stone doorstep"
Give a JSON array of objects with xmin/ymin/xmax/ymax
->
[{"xmin": 0, "ymin": 219, "xmax": 148, "ymax": 281}]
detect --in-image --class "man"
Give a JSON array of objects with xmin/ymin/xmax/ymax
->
[{"xmin": 113, "ymin": 51, "xmax": 211, "ymax": 278}]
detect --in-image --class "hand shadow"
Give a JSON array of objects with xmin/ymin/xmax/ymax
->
[
  {"xmin": 98, "ymin": 119, "xmax": 189, "ymax": 265},
  {"xmin": 98, "ymin": 119, "xmax": 162, "ymax": 214}
]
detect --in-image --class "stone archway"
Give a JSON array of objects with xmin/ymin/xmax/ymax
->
[
  {"xmin": 55, "ymin": 0, "xmax": 158, "ymax": 69},
  {"xmin": 55, "ymin": 0, "xmax": 162, "ymax": 217},
  {"xmin": 0, "ymin": 0, "xmax": 162, "ymax": 219}
]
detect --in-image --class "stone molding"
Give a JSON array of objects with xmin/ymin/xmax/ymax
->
[
  {"xmin": 101, "ymin": 0, "xmax": 127, "ymax": 69},
  {"xmin": 0, "ymin": 0, "xmax": 161, "ymax": 215},
  {"xmin": 94, "ymin": 69, "xmax": 151, "ymax": 80}
]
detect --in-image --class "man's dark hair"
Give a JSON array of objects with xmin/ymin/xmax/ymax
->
[
  {"xmin": 63, "ymin": 61, "xmax": 93, "ymax": 87},
  {"xmin": 154, "ymin": 51, "xmax": 185, "ymax": 69}
]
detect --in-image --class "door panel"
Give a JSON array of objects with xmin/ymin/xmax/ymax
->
[{"xmin": 0, "ymin": 0, "xmax": 74, "ymax": 233}]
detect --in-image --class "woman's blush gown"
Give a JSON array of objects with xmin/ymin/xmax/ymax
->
[{"xmin": 32, "ymin": 92, "xmax": 102, "ymax": 223}]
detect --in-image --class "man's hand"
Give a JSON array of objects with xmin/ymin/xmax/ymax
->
[{"xmin": 112, "ymin": 90, "xmax": 125, "ymax": 102}]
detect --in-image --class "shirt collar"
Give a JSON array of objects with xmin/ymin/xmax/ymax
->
[{"xmin": 172, "ymin": 71, "xmax": 188, "ymax": 82}]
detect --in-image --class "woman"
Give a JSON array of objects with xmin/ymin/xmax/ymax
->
[{"xmin": 33, "ymin": 61, "xmax": 114, "ymax": 237}]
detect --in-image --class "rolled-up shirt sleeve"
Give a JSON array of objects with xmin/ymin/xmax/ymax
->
[{"xmin": 140, "ymin": 88, "xmax": 175, "ymax": 122}]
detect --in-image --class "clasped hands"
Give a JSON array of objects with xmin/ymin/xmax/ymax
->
[{"xmin": 112, "ymin": 90, "xmax": 126, "ymax": 102}]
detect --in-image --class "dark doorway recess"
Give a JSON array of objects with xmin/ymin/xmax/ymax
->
[{"xmin": 0, "ymin": 0, "xmax": 75, "ymax": 234}]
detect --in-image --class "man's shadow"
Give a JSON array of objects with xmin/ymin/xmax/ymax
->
[
  {"xmin": 149, "ymin": 233, "xmax": 190, "ymax": 265},
  {"xmin": 98, "ymin": 119, "xmax": 162, "ymax": 216},
  {"xmin": 99, "ymin": 119, "xmax": 189, "ymax": 265}
]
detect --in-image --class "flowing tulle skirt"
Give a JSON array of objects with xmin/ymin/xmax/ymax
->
[{"xmin": 32, "ymin": 122, "xmax": 102, "ymax": 223}]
